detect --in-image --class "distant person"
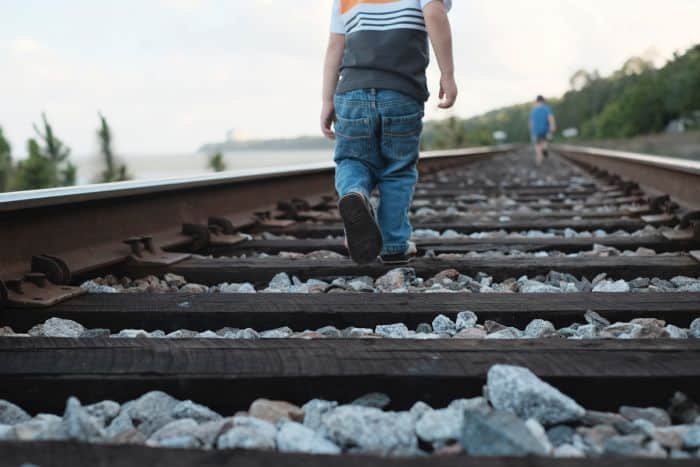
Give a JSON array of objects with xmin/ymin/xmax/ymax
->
[
  {"xmin": 321, "ymin": 0, "xmax": 456, "ymax": 265},
  {"xmin": 529, "ymin": 95, "xmax": 557, "ymax": 166}
]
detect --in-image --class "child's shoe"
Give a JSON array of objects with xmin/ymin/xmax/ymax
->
[{"xmin": 339, "ymin": 192, "xmax": 383, "ymax": 264}]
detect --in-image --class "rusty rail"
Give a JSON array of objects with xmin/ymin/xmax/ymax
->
[
  {"xmin": 0, "ymin": 145, "xmax": 513, "ymax": 302},
  {"xmin": 554, "ymin": 144, "xmax": 700, "ymax": 211}
]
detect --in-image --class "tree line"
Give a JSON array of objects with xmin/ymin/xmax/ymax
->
[
  {"xmin": 422, "ymin": 44, "xmax": 700, "ymax": 150},
  {"xmin": 0, "ymin": 113, "xmax": 231, "ymax": 193},
  {"xmin": 0, "ymin": 113, "xmax": 131, "ymax": 192}
]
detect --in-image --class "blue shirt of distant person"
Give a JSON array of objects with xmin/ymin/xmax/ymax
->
[{"xmin": 530, "ymin": 97, "xmax": 554, "ymax": 141}]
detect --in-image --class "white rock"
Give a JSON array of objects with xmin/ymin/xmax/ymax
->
[
  {"xmin": 0, "ymin": 400, "xmax": 31, "ymax": 425},
  {"xmin": 519, "ymin": 280, "xmax": 561, "ymax": 294},
  {"xmin": 525, "ymin": 418, "xmax": 553, "ymax": 454},
  {"xmin": 456, "ymin": 311, "xmax": 478, "ymax": 330},
  {"xmin": 260, "ymin": 327, "xmax": 293, "ymax": 338},
  {"xmin": 592, "ymin": 280, "xmax": 630, "ymax": 293},
  {"xmin": 115, "ymin": 329, "xmax": 149, "ymax": 338},
  {"xmin": 374, "ymin": 323, "xmax": 409, "ymax": 338},
  {"xmin": 409, "ymin": 401, "xmax": 432, "ymax": 419},
  {"xmin": 690, "ymin": 319, "xmax": 700, "ymax": 339},
  {"xmin": 524, "ymin": 319, "xmax": 556, "ymax": 338},
  {"xmin": 486, "ymin": 328, "xmax": 522, "ymax": 339},
  {"xmin": 415, "ymin": 408, "xmax": 462, "ymax": 443},
  {"xmin": 666, "ymin": 325, "xmax": 689, "ymax": 339},
  {"xmin": 302, "ymin": 399, "xmax": 338, "ymax": 431},
  {"xmin": 217, "ymin": 416, "xmax": 277, "ymax": 450},
  {"xmin": 105, "ymin": 411, "xmax": 134, "ymax": 440},
  {"xmin": 553, "ymin": 444, "xmax": 586, "ymax": 457},
  {"xmin": 321, "ymin": 405, "xmax": 417, "ymax": 455},
  {"xmin": 32, "ymin": 318, "xmax": 85, "ymax": 338},
  {"xmin": 487, "ymin": 365, "xmax": 585, "ymax": 425},
  {"xmin": 197, "ymin": 330, "xmax": 222, "ymax": 339},
  {"xmin": 80, "ymin": 280, "xmax": 118, "ymax": 294},
  {"xmin": 218, "ymin": 282, "xmax": 256, "ymax": 294},
  {"xmin": 0, "ymin": 424, "xmax": 14, "ymax": 440},
  {"xmin": 431, "ymin": 314, "xmax": 457, "ymax": 335},
  {"xmin": 276, "ymin": 420, "xmax": 341, "ymax": 454},
  {"xmin": 171, "ymin": 400, "xmax": 222, "ymax": 423},
  {"xmin": 268, "ymin": 272, "xmax": 292, "ymax": 290},
  {"xmin": 63, "ymin": 397, "xmax": 105, "ymax": 441},
  {"xmin": 148, "ymin": 418, "xmax": 198, "ymax": 444},
  {"xmin": 84, "ymin": 400, "xmax": 120, "ymax": 427}
]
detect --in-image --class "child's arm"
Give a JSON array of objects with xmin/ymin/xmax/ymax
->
[
  {"xmin": 424, "ymin": 1, "xmax": 457, "ymax": 109},
  {"xmin": 321, "ymin": 33, "xmax": 346, "ymax": 140}
]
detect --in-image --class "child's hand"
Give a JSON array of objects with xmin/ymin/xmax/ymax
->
[
  {"xmin": 321, "ymin": 101, "xmax": 336, "ymax": 140},
  {"xmin": 438, "ymin": 73, "xmax": 458, "ymax": 109}
]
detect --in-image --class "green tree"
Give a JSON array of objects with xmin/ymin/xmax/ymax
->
[
  {"xmin": 208, "ymin": 152, "xmax": 227, "ymax": 172},
  {"xmin": 421, "ymin": 43, "xmax": 700, "ymax": 149},
  {"xmin": 97, "ymin": 112, "xmax": 130, "ymax": 182},
  {"xmin": 12, "ymin": 139, "xmax": 55, "ymax": 190},
  {"xmin": 0, "ymin": 126, "xmax": 12, "ymax": 192},
  {"xmin": 13, "ymin": 113, "xmax": 77, "ymax": 190},
  {"xmin": 595, "ymin": 73, "xmax": 667, "ymax": 138}
]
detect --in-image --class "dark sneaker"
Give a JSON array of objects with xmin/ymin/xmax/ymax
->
[
  {"xmin": 380, "ymin": 241, "xmax": 417, "ymax": 265},
  {"xmin": 339, "ymin": 192, "xmax": 383, "ymax": 264}
]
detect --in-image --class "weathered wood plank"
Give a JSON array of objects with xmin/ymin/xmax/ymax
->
[
  {"xmin": 5, "ymin": 293, "xmax": 699, "ymax": 332},
  {"xmin": 262, "ymin": 218, "xmax": 657, "ymax": 238},
  {"xmin": 218, "ymin": 236, "xmax": 697, "ymax": 255},
  {"xmin": 0, "ymin": 442, "xmax": 686, "ymax": 467},
  {"xmin": 1, "ymin": 339, "xmax": 699, "ymax": 413},
  {"xmin": 0, "ymin": 442, "xmax": 690, "ymax": 467},
  {"xmin": 8, "ymin": 336, "xmax": 696, "ymax": 375},
  {"xmin": 125, "ymin": 256, "xmax": 700, "ymax": 285}
]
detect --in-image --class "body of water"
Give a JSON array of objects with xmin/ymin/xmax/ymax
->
[{"xmin": 74, "ymin": 149, "xmax": 334, "ymax": 184}]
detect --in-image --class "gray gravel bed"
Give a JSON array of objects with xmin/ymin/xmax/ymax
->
[
  {"xmin": 7, "ymin": 312, "xmax": 699, "ymax": 341},
  {"xmin": 230, "ymin": 244, "xmax": 683, "ymax": 260},
  {"xmin": 1, "ymin": 364, "xmax": 699, "ymax": 458},
  {"xmin": 413, "ymin": 225, "xmax": 663, "ymax": 240},
  {"xmin": 412, "ymin": 203, "xmax": 643, "ymax": 218},
  {"xmin": 258, "ymin": 225, "xmax": 663, "ymax": 241},
  {"xmin": 80, "ymin": 269, "xmax": 700, "ymax": 295}
]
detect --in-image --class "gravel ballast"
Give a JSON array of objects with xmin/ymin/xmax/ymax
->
[
  {"xmin": 80, "ymin": 269, "xmax": 700, "ymax": 295},
  {"xmin": 6, "ymin": 313, "xmax": 699, "ymax": 341},
  {"xmin": 1, "ymin": 365, "xmax": 699, "ymax": 458}
]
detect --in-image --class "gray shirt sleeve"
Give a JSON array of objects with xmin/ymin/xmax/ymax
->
[
  {"xmin": 330, "ymin": 0, "xmax": 345, "ymax": 35},
  {"xmin": 421, "ymin": 0, "xmax": 453, "ymax": 11}
]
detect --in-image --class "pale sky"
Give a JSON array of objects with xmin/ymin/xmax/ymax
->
[{"xmin": 1, "ymin": 0, "xmax": 699, "ymax": 157}]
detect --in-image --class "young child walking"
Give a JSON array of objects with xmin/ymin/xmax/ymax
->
[{"xmin": 321, "ymin": 0, "xmax": 457, "ymax": 265}]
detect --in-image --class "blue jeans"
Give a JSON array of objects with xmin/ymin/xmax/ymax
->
[{"xmin": 334, "ymin": 89, "xmax": 424, "ymax": 255}]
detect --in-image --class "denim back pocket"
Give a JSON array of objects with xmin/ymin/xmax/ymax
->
[
  {"xmin": 334, "ymin": 116, "xmax": 372, "ymax": 161},
  {"xmin": 382, "ymin": 111, "xmax": 423, "ymax": 161}
]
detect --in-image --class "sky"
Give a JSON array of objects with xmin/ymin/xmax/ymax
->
[{"xmin": 1, "ymin": 0, "xmax": 699, "ymax": 157}]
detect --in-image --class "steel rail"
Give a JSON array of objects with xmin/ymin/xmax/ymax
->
[
  {"xmin": 0, "ymin": 145, "xmax": 513, "ymax": 285},
  {"xmin": 554, "ymin": 144, "xmax": 700, "ymax": 210},
  {"xmin": 0, "ymin": 145, "xmax": 513, "ymax": 212}
]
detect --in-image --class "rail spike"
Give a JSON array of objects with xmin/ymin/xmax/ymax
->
[
  {"xmin": 123, "ymin": 236, "xmax": 191, "ymax": 266},
  {"xmin": 1, "ymin": 272, "xmax": 85, "ymax": 308}
]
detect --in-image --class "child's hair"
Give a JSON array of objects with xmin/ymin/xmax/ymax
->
[{"xmin": 536, "ymin": 95, "xmax": 546, "ymax": 103}]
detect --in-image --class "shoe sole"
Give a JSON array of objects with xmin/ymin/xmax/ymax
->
[
  {"xmin": 339, "ymin": 193, "xmax": 383, "ymax": 264},
  {"xmin": 380, "ymin": 257, "xmax": 413, "ymax": 266}
]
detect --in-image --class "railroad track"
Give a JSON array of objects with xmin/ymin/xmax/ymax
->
[{"xmin": 1, "ymin": 144, "xmax": 700, "ymax": 466}]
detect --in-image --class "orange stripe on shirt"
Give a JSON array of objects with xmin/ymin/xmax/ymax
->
[{"xmin": 340, "ymin": 0, "xmax": 402, "ymax": 15}]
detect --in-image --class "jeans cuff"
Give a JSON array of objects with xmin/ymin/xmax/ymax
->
[{"xmin": 382, "ymin": 242, "xmax": 408, "ymax": 255}]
